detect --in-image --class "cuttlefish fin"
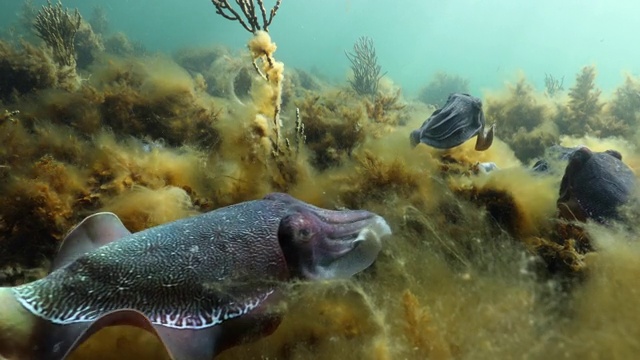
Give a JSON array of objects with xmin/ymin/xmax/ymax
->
[
  {"xmin": 475, "ymin": 123, "xmax": 495, "ymax": 151},
  {"xmin": 149, "ymin": 296, "xmax": 282, "ymax": 360},
  {"xmin": 30, "ymin": 309, "xmax": 158, "ymax": 360},
  {"xmin": 51, "ymin": 212, "xmax": 132, "ymax": 271},
  {"xmin": 152, "ymin": 325, "xmax": 220, "ymax": 360},
  {"xmin": 45, "ymin": 310, "xmax": 221, "ymax": 360}
]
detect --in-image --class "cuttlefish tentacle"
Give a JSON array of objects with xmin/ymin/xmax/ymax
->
[{"xmin": 0, "ymin": 193, "xmax": 392, "ymax": 360}]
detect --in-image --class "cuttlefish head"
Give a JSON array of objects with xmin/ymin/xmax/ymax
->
[{"xmin": 267, "ymin": 193, "xmax": 392, "ymax": 280}]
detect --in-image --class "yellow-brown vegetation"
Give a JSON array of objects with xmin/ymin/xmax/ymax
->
[{"xmin": 3, "ymin": 10, "xmax": 640, "ymax": 360}]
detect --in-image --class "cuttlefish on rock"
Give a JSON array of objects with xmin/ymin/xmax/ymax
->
[
  {"xmin": 0, "ymin": 193, "xmax": 392, "ymax": 360},
  {"xmin": 410, "ymin": 93, "xmax": 494, "ymax": 151}
]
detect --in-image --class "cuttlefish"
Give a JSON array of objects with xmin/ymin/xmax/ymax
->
[
  {"xmin": 410, "ymin": 93, "xmax": 494, "ymax": 151},
  {"xmin": 0, "ymin": 193, "xmax": 392, "ymax": 360},
  {"xmin": 557, "ymin": 147, "xmax": 636, "ymax": 223}
]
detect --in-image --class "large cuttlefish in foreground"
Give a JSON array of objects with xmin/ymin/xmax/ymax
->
[{"xmin": 0, "ymin": 193, "xmax": 392, "ymax": 360}]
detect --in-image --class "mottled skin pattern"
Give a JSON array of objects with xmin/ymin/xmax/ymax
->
[
  {"xmin": 14, "ymin": 199, "xmax": 288, "ymax": 329},
  {"xmin": 558, "ymin": 147, "xmax": 636, "ymax": 222},
  {"xmin": 1, "ymin": 193, "xmax": 391, "ymax": 360},
  {"xmin": 410, "ymin": 93, "xmax": 494, "ymax": 151}
]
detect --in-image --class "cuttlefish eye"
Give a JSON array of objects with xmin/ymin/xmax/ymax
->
[
  {"xmin": 280, "ymin": 213, "xmax": 319, "ymax": 245},
  {"xmin": 297, "ymin": 228, "xmax": 312, "ymax": 242},
  {"xmin": 277, "ymin": 208, "xmax": 390, "ymax": 280}
]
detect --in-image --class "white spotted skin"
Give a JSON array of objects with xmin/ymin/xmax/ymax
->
[{"xmin": 12, "ymin": 199, "xmax": 291, "ymax": 330}]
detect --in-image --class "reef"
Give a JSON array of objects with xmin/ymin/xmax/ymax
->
[{"xmin": 1, "ymin": 1, "xmax": 640, "ymax": 359}]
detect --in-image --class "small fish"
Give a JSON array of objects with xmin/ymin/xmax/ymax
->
[{"xmin": 0, "ymin": 193, "xmax": 392, "ymax": 360}]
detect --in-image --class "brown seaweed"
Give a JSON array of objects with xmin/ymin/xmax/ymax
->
[
  {"xmin": 485, "ymin": 77, "xmax": 559, "ymax": 162},
  {"xmin": 2, "ymin": 11, "xmax": 640, "ymax": 358}
]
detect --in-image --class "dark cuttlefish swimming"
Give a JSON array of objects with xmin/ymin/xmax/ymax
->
[
  {"xmin": 0, "ymin": 192, "xmax": 392, "ymax": 360},
  {"xmin": 557, "ymin": 147, "xmax": 636, "ymax": 223},
  {"xmin": 410, "ymin": 93, "xmax": 494, "ymax": 151}
]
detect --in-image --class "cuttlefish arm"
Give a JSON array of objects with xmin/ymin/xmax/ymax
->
[
  {"xmin": 474, "ymin": 122, "xmax": 495, "ymax": 151},
  {"xmin": 472, "ymin": 108, "xmax": 494, "ymax": 151}
]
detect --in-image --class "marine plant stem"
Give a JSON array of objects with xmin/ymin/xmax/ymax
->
[
  {"xmin": 345, "ymin": 36, "xmax": 385, "ymax": 98},
  {"xmin": 211, "ymin": 0, "xmax": 282, "ymax": 33},
  {"xmin": 33, "ymin": 0, "xmax": 81, "ymax": 67}
]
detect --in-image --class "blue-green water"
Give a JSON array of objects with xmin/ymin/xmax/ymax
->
[{"xmin": 2, "ymin": 0, "xmax": 637, "ymax": 96}]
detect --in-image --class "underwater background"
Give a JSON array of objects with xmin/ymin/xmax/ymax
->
[
  {"xmin": 2, "ymin": 0, "xmax": 640, "ymax": 359},
  {"xmin": 3, "ymin": 0, "xmax": 640, "ymax": 95}
]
